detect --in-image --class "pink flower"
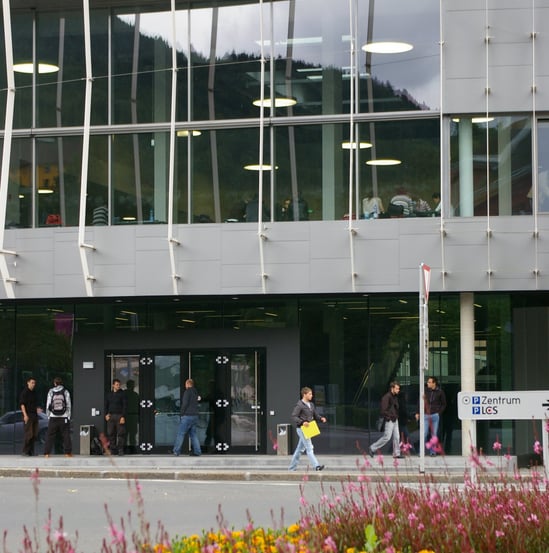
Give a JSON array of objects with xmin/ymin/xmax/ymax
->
[
  {"xmin": 54, "ymin": 530, "xmax": 68, "ymax": 542},
  {"xmin": 533, "ymin": 440, "xmax": 542, "ymax": 455},
  {"xmin": 323, "ymin": 536, "xmax": 337, "ymax": 551},
  {"xmin": 109, "ymin": 523, "xmax": 125, "ymax": 544},
  {"xmin": 492, "ymin": 440, "xmax": 502, "ymax": 451},
  {"xmin": 495, "ymin": 530, "xmax": 505, "ymax": 538}
]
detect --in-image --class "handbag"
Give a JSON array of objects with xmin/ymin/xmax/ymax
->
[{"xmin": 376, "ymin": 417, "xmax": 385, "ymax": 432}]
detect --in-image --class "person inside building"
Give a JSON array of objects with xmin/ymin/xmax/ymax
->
[
  {"xmin": 105, "ymin": 378, "xmax": 127, "ymax": 455},
  {"xmin": 362, "ymin": 190, "xmax": 385, "ymax": 219},
  {"xmin": 125, "ymin": 379, "xmax": 139, "ymax": 454}
]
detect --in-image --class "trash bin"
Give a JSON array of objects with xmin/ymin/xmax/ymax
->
[
  {"xmin": 80, "ymin": 425, "xmax": 94, "ymax": 455},
  {"xmin": 277, "ymin": 423, "xmax": 294, "ymax": 456}
]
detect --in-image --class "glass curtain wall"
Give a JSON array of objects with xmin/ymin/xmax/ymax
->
[
  {"xmin": 0, "ymin": 293, "xmax": 540, "ymax": 456},
  {"xmin": 2, "ymin": 0, "xmax": 442, "ymax": 229},
  {"xmin": 450, "ymin": 116, "xmax": 532, "ymax": 216}
]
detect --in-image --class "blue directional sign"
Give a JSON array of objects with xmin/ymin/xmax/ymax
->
[{"xmin": 458, "ymin": 391, "xmax": 549, "ymax": 420}]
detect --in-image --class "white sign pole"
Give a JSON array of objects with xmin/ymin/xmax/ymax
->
[{"xmin": 418, "ymin": 263, "xmax": 430, "ymax": 474}]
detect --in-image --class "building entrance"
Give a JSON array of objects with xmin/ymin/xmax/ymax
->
[{"xmin": 107, "ymin": 348, "xmax": 266, "ymax": 454}]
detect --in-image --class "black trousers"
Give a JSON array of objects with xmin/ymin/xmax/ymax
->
[
  {"xmin": 44, "ymin": 417, "xmax": 72, "ymax": 455},
  {"xmin": 107, "ymin": 414, "xmax": 126, "ymax": 454},
  {"xmin": 22, "ymin": 415, "xmax": 39, "ymax": 455}
]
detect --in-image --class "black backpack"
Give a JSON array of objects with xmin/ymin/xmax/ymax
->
[{"xmin": 49, "ymin": 388, "xmax": 67, "ymax": 416}]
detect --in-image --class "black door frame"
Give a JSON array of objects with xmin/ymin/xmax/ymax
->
[{"xmin": 105, "ymin": 347, "xmax": 267, "ymax": 454}]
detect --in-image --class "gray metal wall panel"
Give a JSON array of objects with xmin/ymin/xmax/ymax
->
[{"xmin": 7, "ymin": 216, "xmax": 549, "ymax": 299}]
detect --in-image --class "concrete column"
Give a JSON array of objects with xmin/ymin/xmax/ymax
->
[{"xmin": 460, "ymin": 291, "xmax": 476, "ymax": 455}]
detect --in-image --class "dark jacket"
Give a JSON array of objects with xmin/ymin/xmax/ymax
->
[
  {"xmin": 180, "ymin": 386, "xmax": 200, "ymax": 416},
  {"xmin": 105, "ymin": 389, "xmax": 127, "ymax": 416},
  {"xmin": 20, "ymin": 387, "xmax": 38, "ymax": 417},
  {"xmin": 291, "ymin": 399, "xmax": 323, "ymax": 428},
  {"xmin": 425, "ymin": 386, "xmax": 446, "ymax": 415},
  {"xmin": 380, "ymin": 391, "xmax": 399, "ymax": 422}
]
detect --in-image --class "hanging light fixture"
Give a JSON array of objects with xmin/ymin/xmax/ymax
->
[
  {"xmin": 14, "ymin": 62, "xmax": 60, "ymax": 74},
  {"xmin": 342, "ymin": 141, "xmax": 372, "ymax": 150},
  {"xmin": 252, "ymin": 97, "xmax": 297, "ymax": 108},
  {"xmin": 366, "ymin": 159, "xmax": 401, "ymax": 166},
  {"xmin": 361, "ymin": 41, "xmax": 413, "ymax": 54},
  {"xmin": 243, "ymin": 164, "xmax": 279, "ymax": 171},
  {"xmin": 176, "ymin": 130, "xmax": 202, "ymax": 137}
]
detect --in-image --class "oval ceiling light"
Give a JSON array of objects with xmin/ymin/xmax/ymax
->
[
  {"xmin": 176, "ymin": 130, "xmax": 202, "ymax": 137},
  {"xmin": 244, "ymin": 164, "xmax": 278, "ymax": 171},
  {"xmin": 37, "ymin": 187, "xmax": 55, "ymax": 194},
  {"xmin": 366, "ymin": 159, "xmax": 401, "ymax": 166},
  {"xmin": 342, "ymin": 141, "xmax": 372, "ymax": 149},
  {"xmin": 361, "ymin": 41, "xmax": 413, "ymax": 54},
  {"xmin": 14, "ymin": 62, "xmax": 60, "ymax": 74},
  {"xmin": 253, "ymin": 97, "xmax": 297, "ymax": 108}
]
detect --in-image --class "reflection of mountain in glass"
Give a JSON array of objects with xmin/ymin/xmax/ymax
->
[{"xmin": 7, "ymin": 14, "xmax": 426, "ymax": 129}]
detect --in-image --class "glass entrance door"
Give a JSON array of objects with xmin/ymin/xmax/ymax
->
[
  {"xmin": 108, "ymin": 348, "xmax": 265, "ymax": 454},
  {"xmin": 188, "ymin": 349, "xmax": 265, "ymax": 454}
]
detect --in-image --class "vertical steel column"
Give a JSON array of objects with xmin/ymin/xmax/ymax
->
[
  {"xmin": 0, "ymin": 0, "xmax": 18, "ymax": 298},
  {"xmin": 167, "ymin": 0, "xmax": 181, "ymax": 293},
  {"xmin": 78, "ymin": 0, "xmax": 96, "ymax": 296}
]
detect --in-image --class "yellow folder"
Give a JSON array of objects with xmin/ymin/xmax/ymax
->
[{"xmin": 301, "ymin": 420, "xmax": 320, "ymax": 439}]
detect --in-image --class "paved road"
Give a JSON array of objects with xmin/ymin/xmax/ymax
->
[{"xmin": 0, "ymin": 477, "xmax": 324, "ymax": 552}]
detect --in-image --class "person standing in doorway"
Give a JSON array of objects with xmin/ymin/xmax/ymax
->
[
  {"xmin": 105, "ymin": 378, "xmax": 127, "ymax": 456},
  {"xmin": 416, "ymin": 376, "xmax": 446, "ymax": 456},
  {"xmin": 173, "ymin": 379, "xmax": 202, "ymax": 457},
  {"xmin": 288, "ymin": 387, "xmax": 327, "ymax": 471},
  {"xmin": 20, "ymin": 376, "xmax": 39, "ymax": 456},
  {"xmin": 369, "ymin": 381, "xmax": 402, "ymax": 459},
  {"xmin": 44, "ymin": 376, "xmax": 72, "ymax": 457}
]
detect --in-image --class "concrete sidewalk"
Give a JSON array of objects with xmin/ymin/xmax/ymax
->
[{"xmin": 0, "ymin": 453, "xmax": 522, "ymax": 482}]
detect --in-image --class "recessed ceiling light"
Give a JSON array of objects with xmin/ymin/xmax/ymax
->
[
  {"xmin": 37, "ymin": 188, "xmax": 54, "ymax": 194},
  {"xmin": 361, "ymin": 41, "xmax": 413, "ymax": 54},
  {"xmin": 366, "ymin": 159, "xmax": 401, "ymax": 166}
]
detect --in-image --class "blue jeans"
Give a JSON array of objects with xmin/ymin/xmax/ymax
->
[
  {"xmin": 424, "ymin": 413, "xmax": 440, "ymax": 454},
  {"xmin": 370, "ymin": 419, "xmax": 400, "ymax": 456},
  {"xmin": 173, "ymin": 415, "xmax": 201, "ymax": 456},
  {"xmin": 288, "ymin": 427, "xmax": 320, "ymax": 470}
]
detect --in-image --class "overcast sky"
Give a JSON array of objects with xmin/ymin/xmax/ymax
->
[{"xmin": 119, "ymin": 0, "xmax": 440, "ymax": 109}]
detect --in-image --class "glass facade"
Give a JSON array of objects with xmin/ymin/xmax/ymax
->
[
  {"xmin": 1, "ymin": 1, "xmax": 548, "ymax": 458},
  {"xmin": 0, "ymin": 292, "xmax": 542, "ymax": 456}
]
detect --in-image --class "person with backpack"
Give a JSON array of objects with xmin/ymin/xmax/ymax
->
[{"xmin": 44, "ymin": 376, "xmax": 72, "ymax": 457}]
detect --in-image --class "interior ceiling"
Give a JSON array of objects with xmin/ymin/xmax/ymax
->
[{"xmin": 12, "ymin": 0, "xmax": 266, "ymax": 13}]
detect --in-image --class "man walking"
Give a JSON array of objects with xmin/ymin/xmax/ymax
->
[
  {"xmin": 417, "ymin": 376, "xmax": 446, "ymax": 456},
  {"xmin": 173, "ymin": 379, "xmax": 202, "ymax": 457},
  {"xmin": 369, "ymin": 381, "xmax": 402, "ymax": 459},
  {"xmin": 44, "ymin": 376, "xmax": 72, "ymax": 457},
  {"xmin": 105, "ymin": 378, "xmax": 127, "ymax": 455},
  {"xmin": 20, "ymin": 376, "xmax": 39, "ymax": 456},
  {"xmin": 288, "ymin": 386, "xmax": 327, "ymax": 471}
]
